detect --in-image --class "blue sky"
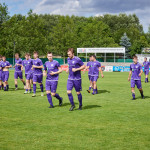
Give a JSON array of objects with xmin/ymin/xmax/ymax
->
[{"xmin": 1, "ymin": 0, "xmax": 150, "ymax": 32}]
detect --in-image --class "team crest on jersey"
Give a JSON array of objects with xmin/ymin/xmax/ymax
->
[
  {"xmin": 136, "ymin": 66, "xmax": 138, "ymax": 68},
  {"xmin": 72, "ymin": 61, "xmax": 75, "ymax": 64},
  {"xmin": 51, "ymin": 64, "xmax": 54, "ymax": 66}
]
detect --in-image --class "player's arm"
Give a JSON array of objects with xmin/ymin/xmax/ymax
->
[
  {"xmin": 43, "ymin": 70, "xmax": 47, "ymax": 77},
  {"xmin": 32, "ymin": 65, "xmax": 43, "ymax": 69},
  {"xmin": 83, "ymin": 66, "xmax": 89, "ymax": 74},
  {"xmin": 66, "ymin": 67, "xmax": 69, "ymax": 73},
  {"xmin": 6, "ymin": 64, "xmax": 12, "ymax": 68},
  {"xmin": 139, "ymin": 69, "xmax": 143, "ymax": 77},
  {"xmin": 50, "ymin": 67, "xmax": 62, "ymax": 75},
  {"xmin": 72, "ymin": 65, "xmax": 85, "ymax": 72},
  {"xmin": 128, "ymin": 70, "xmax": 132, "ymax": 81},
  {"xmin": 99, "ymin": 67, "xmax": 104, "ymax": 78}
]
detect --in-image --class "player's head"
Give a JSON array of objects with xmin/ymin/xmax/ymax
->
[
  {"xmin": 133, "ymin": 56, "xmax": 138, "ymax": 63},
  {"xmin": 15, "ymin": 53, "xmax": 19, "ymax": 59},
  {"xmin": 90, "ymin": 55, "xmax": 96, "ymax": 61},
  {"xmin": 47, "ymin": 52, "xmax": 53, "ymax": 61},
  {"xmin": 33, "ymin": 51, "xmax": 39, "ymax": 59},
  {"xmin": 25, "ymin": 53, "xmax": 30, "ymax": 60},
  {"xmin": 89, "ymin": 55, "xmax": 92, "ymax": 61},
  {"xmin": 67, "ymin": 48, "xmax": 74, "ymax": 59},
  {"xmin": 144, "ymin": 57, "xmax": 147, "ymax": 61},
  {"xmin": 2, "ymin": 56, "xmax": 6, "ymax": 61}
]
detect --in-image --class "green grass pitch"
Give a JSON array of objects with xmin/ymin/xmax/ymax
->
[{"xmin": 0, "ymin": 71, "xmax": 150, "ymax": 150}]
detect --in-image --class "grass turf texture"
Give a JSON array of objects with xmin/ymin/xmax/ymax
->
[{"xmin": 0, "ymin": 71, "xmax": 150, "ymax": 150}]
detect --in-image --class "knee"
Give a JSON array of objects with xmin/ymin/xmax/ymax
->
[
  {"xmin": 46, "ymin": 91, "xmax": 50, "ymax": 94},
  {"xmin": 51, "ymin": 93, "xmax": 56, "ymax": 97},
  {"xmin": 76, "ymin": 92, "xmax": 80, "ymax": 95},
  {"xmin": 67, "ymin": 91, "xmax": 71, "ymax": 94},
  {"xmin": 33, "ymin": 82, "xmax": 36, "ymax": 84}
]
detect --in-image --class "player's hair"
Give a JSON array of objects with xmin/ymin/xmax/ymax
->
[
  {"xmin": 67, "ymin": 48, "xmax": 74, "ymax": 54},
  {"xmin": 25, "ymin": 53, "xmax": 30, "ymax": 56},
  {"xmin": 33, "ymin": 51, "xmax": 38, "ymax": 55},
  {"xmin": 0, "ymin": 55, "xmax": 2, "ymax": 58},
  {"xmin": 15, "ymin": 53, "xmax": 19, "ymax": 56},
  {"xmin": 47, "ymin": 52, "xmax": 53, "ymax": 55},
  {"xmin": 2, "ymin": 56, "xmax": 6, "ymax": 58},
  {"xmin": 91, "ymin": 54, "xmax": 96, "ymax": 59},
  {"xmin": 145, "ymin": 57, "xmax": 147, "ymax": 60},
  {"xmin": 133, "ymin": 56, "xmax": 137, "ymax": 59}
]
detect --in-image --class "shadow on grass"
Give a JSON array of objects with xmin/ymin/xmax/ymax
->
[
  {"xmin": 55, "ymin": 102, "xmax": 78, "ymax": 107},
  {"xmin": 97, "ymin": 90, "xmax": 110, "ymax": 94},
  {"xmin": 136, "ymin": 95, "xmax": 150, "ymax": 99},
  {"xmin": 83, "ymin": 105, "xmax": 101, "ymax": 110}
]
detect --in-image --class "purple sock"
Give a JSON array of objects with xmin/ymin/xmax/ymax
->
[
  {"xmin": 4, "ymin": 86, "xmax": 6, "ymax": 91},
  {"xmin": 15, "ymin": 84, "xmax": 18, "ymax": 88},
  {"xmin": 145, "ymin": 78, "xmax": 147, "ymax": 82},
  {"xmin": 30, "ymin": 89, "xmax": 32, "ymax": 92},
  {"xmin": 6, "ymin": 85, "xmax": 9, "ymax": 90},
  {"xmin": 0, "ymin": 85, "xmax": 1, "ymax": 90},
  {"xmin": 89, "ymin": 87, "xmax": 91, "ymax": 90},
  {"xmin": 147, "ymin": 78, "xmax": 148, "ymax": 82},
  {"xmin": 78, "ymin": 93, "xmax": 82, "ymax": 106},
  {"xmin": 26, "ymin": 89, "xmax": 28, "ymax": 91},
  {"xmin": 47, "ymin": 93, "xmax": 53, "ymax": 106},
  {"xmin": 40, "ymin": 84, "xmax": 43, "ymax": 92},
  {"xmin": 33, "ymin": 84, "xmax": 36, "ymax": 94},
  {"xmin": 68, "ymin": 93, "xmax": 74, "ymax": 106},
  {"xmin": 55, "ymin": 93, "xmax": 61, "ymax": 100},
  {"xmin": 132, "ymin": 93, "xmax": 135, "ymax": 99},
  {"xmin": 23, "ymin": 82, "xmax": 26, "ymax": 85},
  {"xmin": 93, "ymin": 89, "xmax": 96, "ymax": 94}
]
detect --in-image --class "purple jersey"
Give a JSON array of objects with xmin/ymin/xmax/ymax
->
[
  {"xmin": 67, "ymin": 56, "xmax": 84, "ymax": 80},
  {"xmin": 130, "ymin": 63, "xmax": 142, "ymax": 80},
  {"xmin": 44, "ymin": 60, "xmax": 60, "ymax": 81},
  {"xmin": 15, "ymin": 58, "xmax": 22, "ymax": 72},
  {"xmin": 22, "ymin": 59, "xmax": 33, "ymax": 74},
  {"xmin": 1, "ymin": 61, "xmax": 11, "ymax": 68},
  {"xmin": 0, "ymin": 60, "xmax": 3, "ymax": 72},
  {"xmin": 91, "ymin": 61, "xmax": 101, "ymax": 76},
  {"xmin": 32, "ymin": 58, "xmax": 43, "ymax": 75},
  {"xmin": 87, "ymin": 61, "xmax": 92, "ymax": 75},
  {"xmin": 143, "ymin": 61, "xmax": 150, "ymax": 70}
]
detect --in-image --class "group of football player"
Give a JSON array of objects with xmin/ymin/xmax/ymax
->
[{"xmin": 0, "ymin": 48, "xmax": 149, "ymax": 110}]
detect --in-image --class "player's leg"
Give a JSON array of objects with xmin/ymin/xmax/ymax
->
[
  {"xmin": 67, "ymin": 80, "xmax": 75, "ymax": 111},
  {"xmin": 38, "ymin": 74, "xmax": 44, "ymax": 96},
  {"xmin": 19, "ymin": 72, "xmax": 26, "ymax": 89},
  {"xmin": 131, "ymin": 79, "xmax": 135, "ymax": 100},
  {"xmin": 87, "ymin": 75, "xmax": 92, "ymax": 93},
  {"xmin": 14, "ymin": 72, "xmax": 18, "ymax": 90},
  {"xmin": 74, "ymin": 80, "xmax": 83, "ymax": 110},
  {"xmin": 146, "ymin": 70, "xmax": 149, "ymax": 82},
  {"xmin": 136, "ymin": 80, "xmax": 144, "ymax": 99},
  {"xmin": 92, "ymin": 81, "xmax": 97, "ymax": 95},
  {"xmin": 24, "ymin": 79, "xmax": 30, "ymax": 94},
  {"xmin": 32, "ymin": 74, "xmax": 37, "ymax": 97},
  {"xmin": 51, "ymin": 81, "xmax": 63, "ymax": 106},
  {"xmin": 0, "ymin": 80, "xmax": 2, "ymax": 90}
]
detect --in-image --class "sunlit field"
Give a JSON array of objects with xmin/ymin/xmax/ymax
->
[{"xmin": 0, "ymin": 71, "xmax": 150, "ymax": 150}]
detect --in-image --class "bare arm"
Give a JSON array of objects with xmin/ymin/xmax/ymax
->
[
  {"xmin": 99, "ymin": 67, "xmax": 104, "ymax": 78},
  {"xmin": 43, "ymin": 70, "xmax": 47, "ymax": 77},
  {"xmin": 72, "ymin": 65, "xmax": 85, "ymax": 72},
  {"xmin": 128, "ymin": 70, "xmax": 132, "ymax": 81},
  {"xmin": 50, "ymin": 67, "xmax": 62, "ymax": 75},
  {"xmin": 6, "ymin": 65, "xmax": 12, "ymax": 68},
  {"xmin": 32, "ymin": 65, "xmax": 43, "ymax": 69},
  {"xmin": 139, "ymin": 69, "xmax": 143, "ymax": 77}
]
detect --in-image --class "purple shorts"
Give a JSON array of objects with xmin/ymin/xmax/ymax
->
[
  {"xmin": 144, "ymin": 69, "xmax": 149, "ymax": 75},
  {"xmin": 33, "ymin": 74, "xmax": 43, "ymax": 83},
  {"xmin": 45, "ymin": 80, "xmax": 58, "ymax": 93},
  {"xmin": 88, "ymin": 75, "xmax": 91, "ymax": 81},
  {"xmin": 67, "ymin": 79, "xmax": 82, "ymax": 92},
  {"xmin": 131, "ymin": 79, "xmax": 142, "ymax": 89},
  {"xmin": 14, "ymin": 71, "xmax": 23, "ymax": 79},
  {"xmin": 2, "ymin": 71, "xmax": 9, "ymax": 82},
  {"xmin": 0, "ymin": 71, "xmax": 2, "ymax": 80},
  {"xmin": 25, "ymin": 73, "xmax": 33, "ymax": 80},
  {"xmin": 90, "ymin": 76, "xmax": 99, "ymax": 82}
]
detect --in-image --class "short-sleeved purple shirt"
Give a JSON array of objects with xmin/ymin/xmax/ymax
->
[
  {"xmin": 67, "ymin": 56, "xmax": 84, "ymax": 80},
  {"xmin": 22, "ymin": 59, "xmax": 33, "ymax": 74},
  {"xmin": 0, "ymin": 60, "xmax": 3, "ymax": 72},
  {"xmin": 15, "ymin": 58, "xmax": 22, "ymax": 72},
  {"xmin": 143, "ymin": 61, "xmax": 150, "ymax": 70},
  {"xmin": 32, "ymin": 58, "xmax": 43, "ymax": 75},
  {"xmin": 91, "ymin": 61, "xmax": 101, "ymax": 76},
  {"xmin": 87, "ymin": 61, "xmax": 92, "ymax": 75},
  {"xmin": 1, "ymin": 61, "xmax": 11, "ymax": 69},
  {"xmin": 44, "ymin": 60, "xmax": 60, "ymax": 81},
  {"xmin": 130, "ymin": 62, "xmax": 142, "ymax": 80}
]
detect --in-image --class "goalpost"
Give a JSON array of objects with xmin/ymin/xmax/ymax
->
[{"xmin": 77, "ymin": 47, "xmax": 126, "ymax": 63}]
